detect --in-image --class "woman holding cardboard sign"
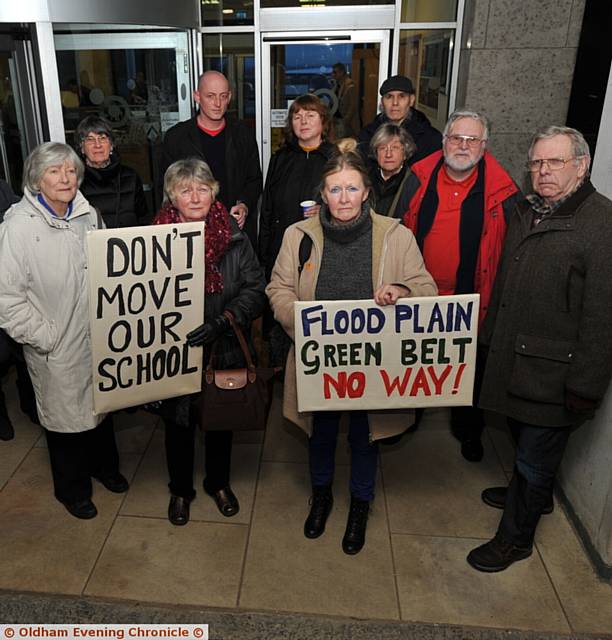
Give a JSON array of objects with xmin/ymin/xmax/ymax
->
[
  {"xmin": 0, "ymin": 142, "xmax": 128, "ymax": 520},
  {"xmin": 266, "ymin": 140, "xmax": 437, "ymax": 555},
  {"xmin": 153, "ymin": 158, "xmax": 265, "ymax": 525}
]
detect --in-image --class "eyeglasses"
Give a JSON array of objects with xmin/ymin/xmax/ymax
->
[
  {"xmin": 377, "ymin": 144, "xmax": 404, "ymax": 154},
  {"xmin": 445, "ymin": 134, "xmax": 486, "ymax": 148},
  {"xmin": 83, "ymin": 134, "xmax": 111, "ymax": 145},
  {"xmin": 525, "ymin": 157, "xmax": 583, "ymax": 172}
]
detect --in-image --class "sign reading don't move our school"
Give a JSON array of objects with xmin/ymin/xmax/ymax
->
[
  {"xmin": 294, "ymin": 295, "xmax": 479, "ymax": 412},
  {"xmin": 86, "ymin": 223, "xmax": 205, "ymax": 414}
]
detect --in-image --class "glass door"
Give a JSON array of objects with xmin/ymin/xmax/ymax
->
[
  {"xmin": 53, "ymin": 30, "xmax": 192, "ymax": 210},
  {"xmin": 260, "ymin": 31, "xmax": 389, "ymax": 174},
  {"xmin": 0, "ymin": 28, "xmax": 43, "ymax": 194}
]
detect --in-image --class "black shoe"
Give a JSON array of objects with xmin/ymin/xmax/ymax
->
[
  {"xmin": 461, "ymin": 438, "xmax": 484, "ymax": 462},
  {"xmin": 481, "ymin": 486, "xmax": 554, "ymax": 514},
  {"xmin": 168, "ymin": 495, "xmax": 191, "ymax": 526},
  {"xmin": 304, "ymin": 485, "xmax": 333, "ymax": 539},
  {"xmin": 0, "ymin": 413, "xmax": 15, "ymax": 441},
  {"xmin": 467, "ymin": 535, "xmax": 532, "ymax": 572},
  {"xmin": 62, "ymin": 498, "xmax": 98, "ymax": 520},
  {"xmin": 93, "ymin": 472, "xmax": 129, "ymax": 493},
  {"xmin": 206, "ymin": 486, "xmax": 240, "ymax": 517},
  {"xmin": 342, "ymin": 496, "xmax": 370, "ymax": 555}
]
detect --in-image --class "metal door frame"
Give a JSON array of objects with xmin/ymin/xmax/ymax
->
[{"xmin": 259, "ymin": 29, "xmax": 389, "ymax": 174}]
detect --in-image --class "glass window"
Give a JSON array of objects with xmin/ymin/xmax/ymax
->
[
  {"xmin": 203, "ymin": 34, "xmax": 256, "ymax": 128},
  {"xmin": 262, "ymin": 0, "xmax": 390, "ymax": 7},
  {"xmin": 399, "ymin": 29, "xmax": 453, "ymax": 131},
  {"xmin": 267, "ymin": 42, "xmax": 381, "ymax": 154},
  {"xmin": 201, "ymin": 0, "xmax": 254, "ymax": 27},
  {"xmin": 0, "ymin": 29, "xmax": 32, "ymax": 193},
  {"xmin": 401, "ymin": 0, "xmax": 457, "ymax": 22},
  {"xmin": 54, "ymin": 29, "xmax": 191, "ymax": 210}
]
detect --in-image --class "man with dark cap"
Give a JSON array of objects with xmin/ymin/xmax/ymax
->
[{"xmin": 358, "ymin": 75, "xmax": 442, "ymax": 165}]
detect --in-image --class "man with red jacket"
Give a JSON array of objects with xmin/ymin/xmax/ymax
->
[{"xmin": 403, "ymin": 110, "xmax": 521, "ymax": 462}]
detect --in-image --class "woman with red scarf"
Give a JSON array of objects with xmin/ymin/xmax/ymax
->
[{"xmin": 153, "ymin": 158, "xmax": 266, "ymax": 525}]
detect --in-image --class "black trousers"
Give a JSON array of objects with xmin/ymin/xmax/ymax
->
[
  {"xmin": 45, "ymin": 415, "xmax": 120, "ymax": 504},
  {"xmin": 164, "ymin": 419, "xmax": 233, "ymax": 500},
  {"xmin": 449, "ymin": 345, "xmax": 487, "ymax": 442},
  {"xmin": 497, "ymin": 418, "xmax": 572, "ymax": 546}
]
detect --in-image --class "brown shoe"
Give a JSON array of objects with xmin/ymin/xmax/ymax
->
[
  {"xmin": 168, "ymin": 495, "xmax": 191, "ymax": 526},
  {"xmin": 467, "ymin": 535, "xmax": 532, "ymax": 572},
  {"xmin": 206, "ymin": 486, "xmax": 240, "ymax": 517}
]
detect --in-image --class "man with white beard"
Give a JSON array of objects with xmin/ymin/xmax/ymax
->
[{"xmin": 400, "ymin": 110, "xmax": 521, "ymax": 462}]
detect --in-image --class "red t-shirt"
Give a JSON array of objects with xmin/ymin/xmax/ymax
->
[{"xmin": 422, "ymin": 166, "xmax": 478, "ymax": 295}]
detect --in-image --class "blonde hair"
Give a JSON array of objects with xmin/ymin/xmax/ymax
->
[{"xmin": 163, "ymin": 158, "xmax": 219, "ymax": 206}]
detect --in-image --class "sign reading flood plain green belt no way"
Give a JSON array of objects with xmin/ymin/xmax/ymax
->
[{"xmin": 294, "ymin": 295, "xmax": 479, "ymax": 412}]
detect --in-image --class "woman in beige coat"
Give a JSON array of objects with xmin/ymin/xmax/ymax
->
[{"xmin": 267, "ymin": 140, "xmax": 436, "ymax": 555}]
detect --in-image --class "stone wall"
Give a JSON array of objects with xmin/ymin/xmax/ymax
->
[{"xmin": 457, "ymin": 0, "xmax": 586, "ymax": 189}]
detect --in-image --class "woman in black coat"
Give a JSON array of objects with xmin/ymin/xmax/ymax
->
[
  {"xmin": 76, "ymin": 115, "xmax": 149, "ymax": 228},
  {"xmin": 367, "ymin": 122, "xmax": 416, "ymax": 218},
  {"xmin": 153, "ymin": 158, "xmax": 266, "ymax": 526},
  {"xmin": 258, "ymin": 94, "xmax": 335, "ymax": 365}
]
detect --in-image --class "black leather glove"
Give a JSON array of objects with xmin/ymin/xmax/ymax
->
[{"xmin": 186, "ymin": 314, "xmax": 230, "ymax": 347}]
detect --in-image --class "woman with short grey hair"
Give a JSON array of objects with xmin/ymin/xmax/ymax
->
[
  {"xmin": 368, "ymin": 122, "xmax": 418, "ymax": 218},
  {"xmin": 76, "ymin": 114, "xmax": 148, "ymax": 228},
  {"xmin": 0, "ymin": 141, "xmax": 128, "ymax": 519}
]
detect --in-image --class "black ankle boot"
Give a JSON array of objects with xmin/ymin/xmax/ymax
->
[
  {"xmin": 342, "ymin": 496, "xmax": 370, "ymax": 555},
  {"xmin": 304, "ymin": 485, "xmax": 333, "ymax": 539}
]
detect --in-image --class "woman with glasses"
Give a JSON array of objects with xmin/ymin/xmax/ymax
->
[
  {"xmin": 368, "ymin": 123, "xmax": 418, "ymax": 218},
  {"xmin": 76, "ymin": 115, "xmax": 149, "ymax": 228},
  {"xmin": 258, "ymin": 94, "xmax": 335, "ymax": 366}
]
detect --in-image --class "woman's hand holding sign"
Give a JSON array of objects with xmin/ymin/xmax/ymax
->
[{"xmin": 374, "ymin": 284, "xmax": 410, "ymax": 306}]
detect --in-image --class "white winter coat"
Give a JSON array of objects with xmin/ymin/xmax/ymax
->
[{"xmin": 0, "ymin": 188, "xmax": 105, "ymax": 432}]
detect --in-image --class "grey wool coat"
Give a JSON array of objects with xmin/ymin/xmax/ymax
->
[{"xmin": 478, "ymin": 181, "xmax": 612, "ymax": 427}]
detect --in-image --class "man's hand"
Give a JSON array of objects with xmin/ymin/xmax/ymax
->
[
  {"xmin": 186, "ymin": 314, "xmax": 230, "ymax": 347},
  {"xmin": 565, "ymin": 390, "xmax": 598, "ymax": 417},
  {"xmin": 229, "ymin": 202, "xmax": 248, "ymax": 229},
  {"xmin": 374, "ymin": 284, "xmax": 410, "ymax": 306}
]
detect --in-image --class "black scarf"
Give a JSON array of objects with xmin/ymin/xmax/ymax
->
[{"xmin": 415, "ymin": 156, "xmax": 485, "ymax": 295}]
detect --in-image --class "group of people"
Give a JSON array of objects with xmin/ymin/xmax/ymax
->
[{"xmin": 1, "ymin": 68, "xmax": 612, "ymax": 572}]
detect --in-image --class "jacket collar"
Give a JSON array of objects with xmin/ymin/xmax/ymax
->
[{"xmin": 23, "ymin": 188, "xmax": 92, "ymax": 227}]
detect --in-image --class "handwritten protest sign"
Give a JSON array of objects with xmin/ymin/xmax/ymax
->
[
  {"xmin": 87, "ymin": 223, "xmax": 205, "ymax": 414},
  {"xmin": 294, "ymin": 295, "xmax": 479, "ymax": 412}
]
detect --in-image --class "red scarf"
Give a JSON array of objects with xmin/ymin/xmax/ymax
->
[{"xmin": 153, "ymin": 200, "xmax": 232, "ymax": 294}]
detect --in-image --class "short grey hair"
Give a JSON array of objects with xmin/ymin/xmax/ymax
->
[
  {"xmin": 369, "ymin": 123, "xmax": 416, "ymax": 162},
  {"xmin": 443, "ymin": 110, "xmax": 490, "ymax": 141},
  {"xmin": 528, "ymin": 125, "xmax": 591, "ymax": 162},
  {"xmin": 75, "ymin": 114, "xmax": 115, "ymax": 147},
  {"xmin": 163, "ymin": 158, "xmax": 220, "ymax": 206},
  {"xmin": 22, "ymin": 142, "xmax": 84, "ymax": 193}
]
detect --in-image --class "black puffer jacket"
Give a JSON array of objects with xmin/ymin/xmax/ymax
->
[
  {"xmin": 358, "ymin": 108, "xmax": 442, "ymax": 166},
  {"xmin": 259, "ymin": 140, "xmax": 335, "ymax": 279},
  {"xmin": 80, "ymin": 154, "xmax": 149, "ymax": 228}
]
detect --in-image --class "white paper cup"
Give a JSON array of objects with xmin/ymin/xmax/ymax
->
[{"xmin": 300, "ymin": 200, "xmax": 317, "ymax": 217}]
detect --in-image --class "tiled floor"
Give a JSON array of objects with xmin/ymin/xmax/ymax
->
[{"xmin": 1, "ymin": 379, "xmax": 611, "ymax": 636}]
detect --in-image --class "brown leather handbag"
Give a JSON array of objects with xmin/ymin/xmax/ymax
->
[{"xmin": 200, "ymin": 310, "xmax": 276, "ymax": 431}]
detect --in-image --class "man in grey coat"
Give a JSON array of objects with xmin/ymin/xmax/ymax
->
[{"xmin": 467, "ymin": 126, "xmax": 612, "ymax": 572}]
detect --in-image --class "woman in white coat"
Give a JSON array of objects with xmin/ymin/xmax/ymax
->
[{"xmin": 0, "ymin": 142, "xmax": 128, "ymax": 519}]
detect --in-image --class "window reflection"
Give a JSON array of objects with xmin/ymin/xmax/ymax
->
[
  {"xmin": 201, "ymin": 0, "xmax": 254, "ymax": 27},
  {"xmin": 203, "ymin": 34, "xmax": 255, "ymax": 127},
  {"xmin": 401, "ymin": 0, "xmax": 457, "ymax": 22},
  {"xmin": 399, "ymin": 29, "xmax": 453, "ymax": 131}
]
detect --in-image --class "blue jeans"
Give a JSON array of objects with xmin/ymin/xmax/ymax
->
[
  {"xmin": 498, "ymin": 418, "xmax": 571, "ymax": 546},
  {"xmin": 309, "ymin": 410, "xmax": 378, "ymax": 501}
]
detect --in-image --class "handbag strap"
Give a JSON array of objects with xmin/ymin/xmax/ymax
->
[{"xmin": 205, "ymin": 309, "xmax": 255, "ymax": 372}]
